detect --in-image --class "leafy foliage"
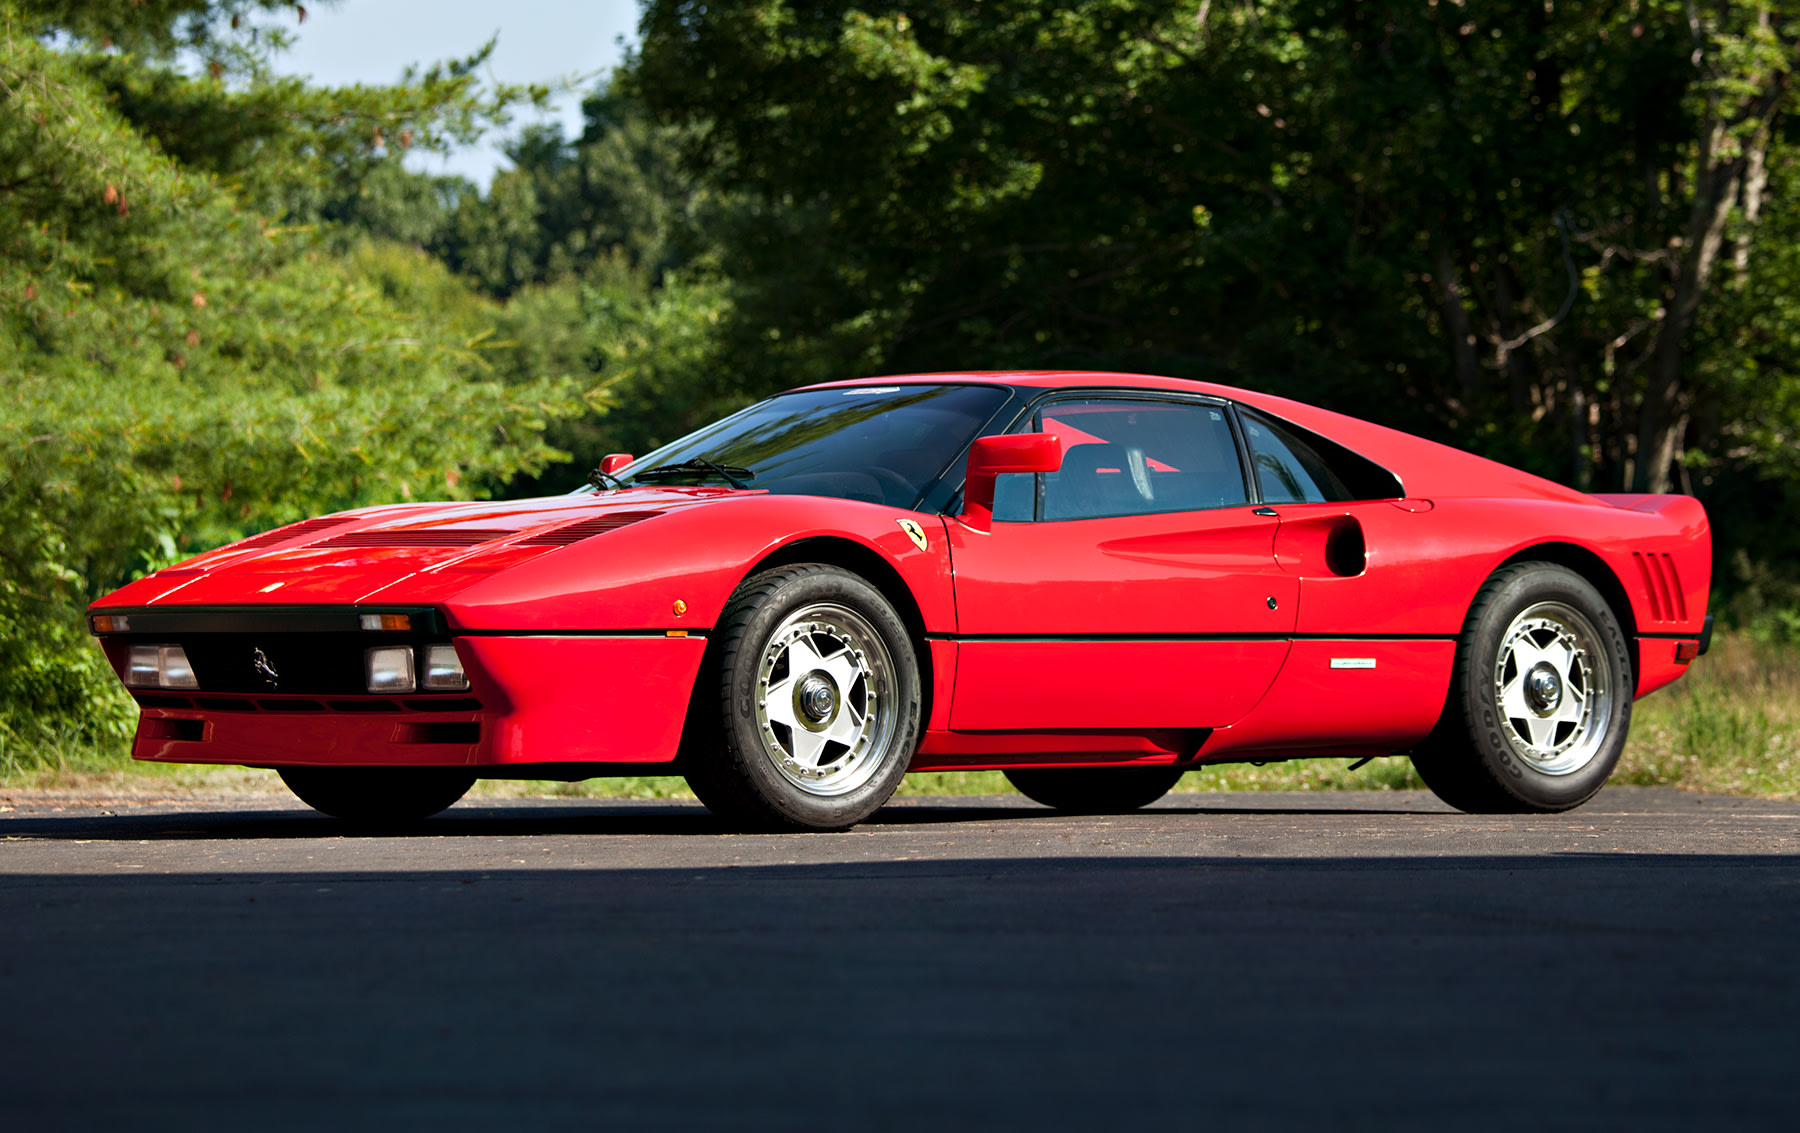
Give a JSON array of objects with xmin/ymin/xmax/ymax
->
[
  {"xmin": 631, "ymin": 0, "xmax": 1800, "ymax": 602},
  {"xmin": 0, "ymin": 4, "xmax": 578, "ymax": 735}
]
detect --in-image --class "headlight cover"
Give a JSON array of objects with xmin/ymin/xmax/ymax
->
[
  {"xmin": 422, "ymin": 644, "xmax": 469, "ymax": 690},
  {"xmin": 365, "ymin": 646, "xmax": 416, "ymax": 693},
  {"xmin": 126, "ymin": 645, "xmax": 199, "ymax": 689}
]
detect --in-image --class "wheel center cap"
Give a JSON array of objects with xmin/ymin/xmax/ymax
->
[
  {"xmin": 1526, "ymin": 663, "xmax": 1563, "ymax": 713},
  {"xmin": 797, "ymin": 674, "xmax": 836, "ymax": 722}
]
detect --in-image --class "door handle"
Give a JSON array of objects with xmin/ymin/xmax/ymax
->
[{"xmin": 1252, "ymin": 506, "xmax": 1278, "ymax": 517}]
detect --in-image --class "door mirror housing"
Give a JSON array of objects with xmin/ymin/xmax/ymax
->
[
  {"xmin": 959, "ymin": 433, "xmax": 1062, "ymax": 531},
  {"xmin": 598, "ymin": 453, "xmax": 634, "ymax": 475}
]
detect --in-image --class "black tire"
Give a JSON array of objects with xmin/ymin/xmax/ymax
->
[
  {"xmin": 1004, "ymin": 766, "xmax": 1185, "ymax": 813},
  {"xmin": 278, "ymin": 766, "xmax": 475, "ymax": 824},
  {"xmin": 1411, "ymin": 562, "xmax": 1632, "ymax": 814},
  {"xmin": 683, "ymin": 564, "xmax": 922, "ymax": 831}
]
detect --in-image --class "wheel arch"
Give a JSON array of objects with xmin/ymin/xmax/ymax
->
[
  {"xmin": 1496, "ymin": 541, "xmax": 1639, "ymax": 683},
  {"xmin": 676, "ymin": 535, "xmax": 935, "ymax": 764},
  {"xmin": 747, "ymin": 537, "xmax": 934, "ymax": 713}
]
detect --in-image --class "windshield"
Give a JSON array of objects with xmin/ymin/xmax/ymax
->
[{"xmin": 616, "ymin": 384, "xmax": 1011, "ymax": 509}]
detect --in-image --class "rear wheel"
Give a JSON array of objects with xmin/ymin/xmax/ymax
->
[
  {"xmin": 684, "ymin": 564, "xmax": 922, "ymax": 831},
  {"xmin": 278, "ymin": 766, "xmax": 475, "ymax": 824},
  {"xmin": 1412, "ymin": 562, "xmax": 1632, "ymax": 814},
  {"xmin": 1004, "ymin": 766, "xmax": 1185, "ymax": 813}
]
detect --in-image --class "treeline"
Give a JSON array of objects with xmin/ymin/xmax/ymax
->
[{"xmin": 5, "ymin": 1, "xmax": 1800, "ymax": 742}]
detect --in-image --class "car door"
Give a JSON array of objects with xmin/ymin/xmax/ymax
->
[
  {"xmin": 945, "ymin": 394, "xmax": 1297, "ymax": 731},
  {"xmin": 1209, "ymin": 407, "xmax": 1457, "ymax": 753}
]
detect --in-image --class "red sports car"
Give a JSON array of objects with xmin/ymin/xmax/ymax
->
[{"xmin": 89, "ymin": 372, "xmax": 1712, "ymax": 829}]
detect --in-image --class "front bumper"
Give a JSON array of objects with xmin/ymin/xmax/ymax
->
[{"xmin": 126, "ymin": 634, "xmax": 708, "ymax": 769}]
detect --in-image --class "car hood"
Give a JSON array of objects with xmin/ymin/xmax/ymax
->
[{"xmin": 103, "ymin": 487, "xmax": 745, "ymax": 608}]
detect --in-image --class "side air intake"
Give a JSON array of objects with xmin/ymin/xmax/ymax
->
[{"xmin": 516, "ymin": 511, "xmax": 664, "ymax": 547}]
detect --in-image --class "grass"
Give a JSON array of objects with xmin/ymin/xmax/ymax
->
[
  {"xmin": 1612, "ymin": 633, "xmax": 1800, "ymax": 799},
  {"xmin": 3, "ymin": 634, "xmax": 1793, "ymax": 800}
]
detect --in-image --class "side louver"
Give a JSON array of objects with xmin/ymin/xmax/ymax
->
[
  {"xmin": 232, "ymin": 516, "xmax": 357, "ymax": 551},
  {"xmin": 317, "ymin": 529, "xmax": 513, "ymax": 549}
]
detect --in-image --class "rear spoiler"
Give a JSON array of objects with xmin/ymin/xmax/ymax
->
[{"xmin": 1589, "ymin": 492, "xmax": 1709, "ymax": 528}]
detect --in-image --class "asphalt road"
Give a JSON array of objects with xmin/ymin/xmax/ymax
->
[{"xmin": 3, "ymin": 785, "xmax": 1797, "ymax": 1130}]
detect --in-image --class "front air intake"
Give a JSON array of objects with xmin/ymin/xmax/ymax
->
[{"xmin": 516, "ymin": 511, "xmax": 664, "ymax": 547}]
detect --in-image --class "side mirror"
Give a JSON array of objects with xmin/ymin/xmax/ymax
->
[
  {"xmin": 958, "ymin": 433, "xmax": 1062, "ymax": 532},
  {"xmin": 598, "ymin": 453, "xmax": 634, "ymax": 475}
]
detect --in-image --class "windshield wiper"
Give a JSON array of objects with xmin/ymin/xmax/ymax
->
[
  {"xmin": 632, "ymin": 457, "xmax": 756, "ymax": 490},
  {"xmin": 586, "ymin": 467, "xmax": 627, "ymax": 491}
]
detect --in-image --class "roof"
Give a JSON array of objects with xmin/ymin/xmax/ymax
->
[{"xmin": 801, "ymin": 371, "xmax": 1595, "ymax": 504}]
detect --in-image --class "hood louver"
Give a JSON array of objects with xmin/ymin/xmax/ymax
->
[
  {"xmin": 317, "ymin": 529, "xmax": 512, "ymax": 549},
  {"xmin": 517, "ymin": 511, "xmax": 664, "ymax": 547},
  {"xmin": 233, "ymin": 516, "xmax": 356, "ymax": 551}
]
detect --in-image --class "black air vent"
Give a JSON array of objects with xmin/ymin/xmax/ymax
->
[
  {"xmin": 233, "ymin": 516, "xmax": 356, "ymax": 551},
  {"xmin": 517, "ymin": 511, "xmax": 663, "ymax": 547},
  {"xmin": 317, "ymin": 529, "xmax": 511, "ymax": 549}
]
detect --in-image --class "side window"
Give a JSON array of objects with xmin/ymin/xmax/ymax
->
[
  {"xmin": 1240, "ymin": 410, "xmax": 1404, "ymax": 503},
  {"xmin": 998, "ymin": 397, "xmax": 1249, "ymax": 522}
]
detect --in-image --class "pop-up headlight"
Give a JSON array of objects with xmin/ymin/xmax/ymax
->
[
  {"xmin": 126, "ymin": 645, "xmax": 199, "ymax": 689},
  {"xmin": 422, "ymin": 644, "xmax": 469, "ymax": 691},
  {"xmin": 365, "ymin": 646, "xmax": 416, "ymax": 693}
]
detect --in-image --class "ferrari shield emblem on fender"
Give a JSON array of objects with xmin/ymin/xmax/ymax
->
[{"xmin": 896, "ymin": 518, "xmax": 929, "ymax": 552}]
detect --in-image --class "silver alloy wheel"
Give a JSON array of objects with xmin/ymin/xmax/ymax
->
[
  {"xmin": 1492, "ymin": 600, "xmax": 1615, "ymax": 776},
  {"xmin": 752, "ymin": 602, "xmax": 899, "ymax": 797}
]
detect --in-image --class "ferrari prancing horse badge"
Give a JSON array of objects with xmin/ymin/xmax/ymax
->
[{"xmin": 896, "ymin": 518, "xmax": 929, "ymax": 551}]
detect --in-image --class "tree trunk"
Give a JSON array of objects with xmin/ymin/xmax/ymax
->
[
  {"xmin": 1431, "ymin": 240, "xmax": 1480, "ymax": 407},
  {"xmin": 1493, "ymin": 263, "xmax": 1533, "ymax": 416},
  {"xmin": 1633, "ymin": 95, "xmax": 1781, "ymax": 492}
]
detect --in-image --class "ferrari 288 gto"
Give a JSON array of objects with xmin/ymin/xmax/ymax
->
[{"xmin": 90, "ymin": 372, "xmax": 1712, "ymax": 829}]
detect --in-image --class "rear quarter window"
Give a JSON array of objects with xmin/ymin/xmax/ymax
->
[{"xmin": 1239, "ymin": 409, "xmax": 1404, "ymax": 503}]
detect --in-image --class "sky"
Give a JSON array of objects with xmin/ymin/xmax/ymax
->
[{"xmin": 270, "ymin": 0, "xmax": 643, "ymax": 185}]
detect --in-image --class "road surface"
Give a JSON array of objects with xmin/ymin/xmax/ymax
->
[{"xmin": 2, "ymin": 786, "xmax": 1795, "ymax": 1129}]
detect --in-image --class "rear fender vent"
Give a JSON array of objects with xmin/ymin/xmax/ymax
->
[
  {"xmin": 1631, "ymin": 551, "xmax": 1688, "ymax": 623},
  {"xmin": 317, "ymin": 529, "xmax": 512, "ymax": 549},
  {"xmin": 233, "ymin": 516, "xmax": 357, "ymax": 551},
  {"xmin": 517, "ymin": 511, "xmax": 664, "ymax": 547}
]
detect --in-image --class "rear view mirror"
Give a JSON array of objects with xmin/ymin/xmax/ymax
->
[
  {"xmin": 598, "ymin": 453, "xmax": 634, "ymax": 475},
  {"xmin": 959, "ymin": 433, "xmax": 1062, "ymax": 532}
]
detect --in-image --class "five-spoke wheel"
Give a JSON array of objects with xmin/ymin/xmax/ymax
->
[
  {"xmin": 684, "ymin": 564, "xmax": 921, "ymax": 830},
  {"xmin": 278, "ymin": 766, "xmax": 475, "ymax": 824},
  {"xmin": 1413, "ymin": 562, "xmax": 1632, "ymax": 813},
  {"xmin": 753, "ymin": 604, "xmax": 900, "ymax": 797},
  {"xmin": 1004, "ymin": 765, "xmax": 1185, "ymax": 813}
]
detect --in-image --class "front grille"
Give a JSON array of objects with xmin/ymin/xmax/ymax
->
[
  {"xmin": 128, "ymin": 631, "xmax": 462, "ymax": 697},
  {"xmin": 133, "ymin": 691, "xmax": 481, "ymax": 714}
]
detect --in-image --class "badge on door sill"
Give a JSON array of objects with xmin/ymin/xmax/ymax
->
[{"xmin": 1330, "ymin": 658, "xmax": 1377, "ymax": 669}]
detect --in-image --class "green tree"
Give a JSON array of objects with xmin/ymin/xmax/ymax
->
[
  {"xmin": 1, "ymin": 2, "xmax": 578, "ymax": 739},
  {"xmin": 633, "ymin": 1, "xmax": 1800, "ymax": 492}
]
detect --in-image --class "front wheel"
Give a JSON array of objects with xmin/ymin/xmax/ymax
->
[
  {"xmin": 1004, "ymin": 766, "xmax": 1185, "ymax": 813},
  {"xmin": 278, "ymin": 766, "xmax": 475, "ymax": 824},
  {"xmin": 1412, "ymin": 562, "xmax": 1632, "ymax": 814},
  {"xmin": 684, "ymin": 564, "xmax": 922, "ymax": 831}
]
